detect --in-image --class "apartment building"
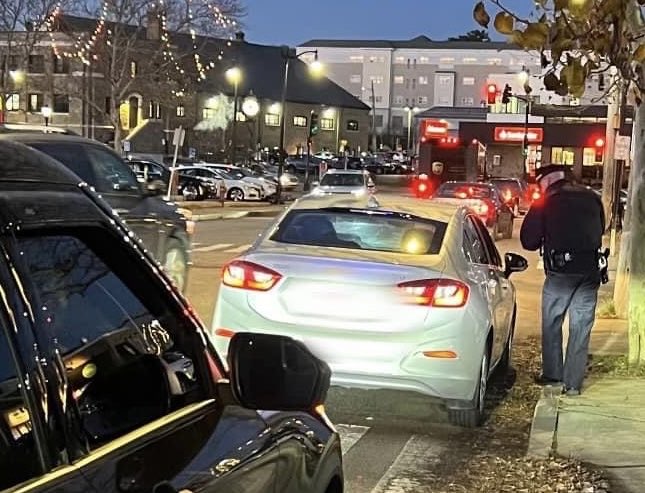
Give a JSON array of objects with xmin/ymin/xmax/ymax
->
[{"xmin": 297, "ymin": 36, "xmax": 609, "ymax": 151}]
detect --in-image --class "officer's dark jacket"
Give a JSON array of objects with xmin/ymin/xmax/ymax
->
[{"xmin": 520, "ymin": 179, "xmax": 605, "ymax": 273}]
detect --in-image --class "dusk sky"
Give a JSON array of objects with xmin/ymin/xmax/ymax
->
[{"xmin": 240, "ymin": 0, "xmax": 532, "ymax": 46}]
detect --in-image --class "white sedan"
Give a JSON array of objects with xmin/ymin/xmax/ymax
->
[{"xmin": 210, "ymin": 194, "xmax": 528, "ymax": 427}]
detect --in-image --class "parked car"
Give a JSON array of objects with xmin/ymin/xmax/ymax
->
[
  {"xmin": 211, "ymin": 193, "xmax": 528, "ymax": 427},
  {"xmin": 127, "ymin": 158, "xmax": 218, "ymax": 200},
  {"xmin": 311, "ymin": 169, "xmax": 375, "ymax": 196},
  {"xmin": 201, "ymin": 163, "xmax": 277, "ymax": 199},
  {"xmin": 285, "ymin": 155, "xmax": 325, "ymax": 174},
  {"xmin": 0, "ymin": 133, "xmax": 192, "ymax": 291},
  {"xmin": 179, "ymin": 165, "xmax": 262, "ymax": 201},
  {"xmin": 432, "ymin": 181, "xmax": 514, "ymax": 240},
  {"xmin": 488, "ymin": 177, "xmax": 531, "ymax": 215},
  {"xmin": 247, "ymin": 162, "xmax": 300, "ymax": 190},
  {"xmin": 0, "ymin": 140, "xmax": 342, "ymax": 493}
]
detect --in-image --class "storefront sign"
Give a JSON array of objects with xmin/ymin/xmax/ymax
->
[
  {"xmin": 421, "ymin": 119, "xmax": 449, "ymax": 137},
  {"xmin": 494, "ymin": 127, "xmax": 543, "ymax": 143}
]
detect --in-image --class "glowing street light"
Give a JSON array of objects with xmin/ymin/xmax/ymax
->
[{"xmin": 225, "ymin": 66, "xmax": 242, "ymax": 164}]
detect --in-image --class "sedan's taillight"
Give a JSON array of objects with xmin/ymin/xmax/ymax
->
[
  {"xmin": 397, "ymin": 279, "xmax": 469, "ymax": 307},
  {"xmin": 221, "ymin": 260, "xmax": 282, "ymax": 291}
]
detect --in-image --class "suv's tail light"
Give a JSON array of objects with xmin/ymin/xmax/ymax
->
[
  {"xmin": 397, "ymin": 279, "xmax": 469, "ymax": 307},
  {"xmin": 531, "ymin": 190, "xmax": 541, "ymax": 201},
  {"xmin": 222, "ymin": 260, "xmax": 282, "ymax": 291}
]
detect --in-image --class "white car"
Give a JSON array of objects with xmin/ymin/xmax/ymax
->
[
  {"xmin": 314, "ymin": 151, "xmax": 335, "ymax": 160},
  {"xmin": 210, "ymin": 194, "xmax": 528, "ymax": 427},
  {"xmin": 178, "ymin": 166, "xmax": 262, "ymax": 201},
  {"xmin": 200, "ymin": 163, "xmax": 276, "ymax": 199},
  {"xmin": 311, "ymin": 169, "xmax": 375, "ymax": 197}
]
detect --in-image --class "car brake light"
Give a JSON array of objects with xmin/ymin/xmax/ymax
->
[
  {"xmin": 397, "ymin": 279, "xmax": 469, "ymax": 307},
  {"xmin": 532, "ymin": 190, "xmax": 541, "ymax": 201},
  {"xmin": 221, "ymin": 260, "xmax": 282, "ymax": 291},
  {"xmin": 418, "ymin": 182, "xmax": 427, "ymax": 192}
]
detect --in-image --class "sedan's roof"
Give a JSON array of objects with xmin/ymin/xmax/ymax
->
[{"xmin": 293, "ymin": 193, "xmax": 461, "ymax": 223}]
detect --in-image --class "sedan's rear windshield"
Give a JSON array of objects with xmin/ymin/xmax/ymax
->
[
  {"xmin": 435, "ymin": 183, "xmax": 491, "ymax": 199},
  {"xmin": 320, "ymin": 173, "xmax": 365, "ymax": 187},
  {"xmin": 270, "ymin": 208, "xmax": 447, "ymax": 254}
]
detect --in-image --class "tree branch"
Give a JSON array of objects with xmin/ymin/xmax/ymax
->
[{"xmin": 486, "ymin": 0, "xmax": 531, "ymax": 25}]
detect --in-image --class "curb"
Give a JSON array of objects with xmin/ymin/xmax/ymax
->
[
  {"xmin": 192, "ymin": 209, "xmax": 283, "ymax": 222},
  {"xmin": 527, "ymin": 386, "xmax": 561, "ymax": 458}
]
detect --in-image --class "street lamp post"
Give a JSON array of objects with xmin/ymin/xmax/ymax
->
[
  {"xmin": 404, "ymin": 106, "xmax": 419, "ymax": 155},
  {"xmin": 226, "ymin": 67, "xmax": 242, "ymax": 165},
  {"xmin": 41, "ymin": 105, "xmax": 52, "ymax": 127},
  {"xmin": 275, "ymin": 46, "xmax": 322, "ymax": 204},
  {"xmin": 518, "ymin": 68, "xmax": 532, "ymax": 180}
]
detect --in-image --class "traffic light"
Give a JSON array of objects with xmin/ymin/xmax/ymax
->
[
  {"xmin": 594, "ymin": 137, "xmax": 605, "ymax": 162},
  {"xmin": 309, "ymin": 112, "xmax": 319, "ymax": 137},
  {"xmin": 502, "ymin": 84, "xmax": 513, "ymax": 104},
  {"xmin": 486, "ymin": 84, "xmax": 497, "ymax": 104}
]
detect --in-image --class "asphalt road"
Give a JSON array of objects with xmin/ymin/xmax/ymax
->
[{"xmin": 183, "ymin": 213, "xmax": 544, "ymax": 492}]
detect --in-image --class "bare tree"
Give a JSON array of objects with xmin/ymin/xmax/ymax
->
[
  {"xmin": 52, "ymin": 0, "xmax": 244, "ymax": 151},
  {"xmin": 0, "ymin": 0, "xmax": 78, "ymax": 122},
  {"xmin": 471, "ymin": 0, "xmax": 645, "ymax": 365}
]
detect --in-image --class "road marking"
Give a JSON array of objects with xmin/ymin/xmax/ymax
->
[
  {"xmin": 336, "ymin": 424, "xmax": 370, "ymax": 456},
  {"xmin": 227, "ymin": 244, "xmax": 252, "ymax": 253},
  {"xmin": 370, "ymin": 435, "xmax": 445, "ymax": 493},
  {"xmin": 192, "ymin": 243, "xmax": 234, "ymax": 252}
]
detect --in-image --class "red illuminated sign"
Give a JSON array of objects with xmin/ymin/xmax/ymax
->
[
  {"xmin": 421, "ymin": 119, "xmax": 449, "ymax": 137},
  {"xmin": 494, "ymin": 127, "xmax": 543, "ymax": 143}
]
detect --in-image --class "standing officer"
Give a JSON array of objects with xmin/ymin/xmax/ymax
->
[{"xmin": 520, "ymin": 164, "xmax": 605, "ymax": 396}]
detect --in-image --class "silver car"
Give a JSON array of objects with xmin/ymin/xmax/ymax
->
[
  {"xmin": 211, "ymin": 194, "xmax": 528, "ymax": 427},
  {"xmin": 310, "ymin": 169, "xmax": 375, "ymax": 197}
]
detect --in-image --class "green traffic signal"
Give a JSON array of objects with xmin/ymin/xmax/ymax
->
[{"xmin": 309, "ymin": 112, "xmax": 319, "ymax": 136}]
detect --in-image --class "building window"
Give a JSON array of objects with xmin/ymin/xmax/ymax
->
[
  {"xmin": 53, "ymin": 94, "xmax": 69, "ymax": 113},
  {"xmin": 148, "ymin": 101, "xmax": 160, "ymax": 119},
  {"xmin": 293, "ymin": 115, "xmax": 307, "ymax": 127},
  {"xmin": 461, "ymin": 97, "xmax": 475, "ymax": 106},
  {"xmin": 394, "ymin": 75, "xmax": 404, "ymax": 84},
  {"xmin": 418, "ymin": 76, "xmax": 429, "ymax": 85},
  {"xmin": 412, "ymin": 79, "xmax": 416, "ymax": 89},
  {"xmin": 394, "ymin": 95, "xmax": 404, "ymax": 105},
  {"xmin": 392, "ymin": 115, "xmax": 403, "ymax": 128},
  {"xmin": 551, "ymin": 147, "xmax": 575, "ymax": 165},
  {"xmin": 439, "ymin": 57, "xmax": 455, "ymax": 63},
  {"xmin": 320, "ymin": 117, "xmax": 334, "ymax": 130},
  {"xmin": 5, "ymin": 93, "xmax": 19, "ymax": 111},
  {"xmin": 395, "ymin": 56, "xmax": 405, "ymax": 63},
  {"xmin": 52, "ymin": 55, "xmax": 69, "ymax": 74},
  {"xmin": 28, "ymin": 93, "xmax": 43, "ymax": 112},
  {"xmin": 236, "ymin": 111, "xmax": 246, "ymax": 122},
  {"xmin": 438, "ymin": 75, "xmax": 453, "ymax": 85},
  {"xmin": 487, "ymin": 57, "xmax": 503, "ymax": 65},
  {"xmin": 104, "ymin": 97, "xmax": 111, "ymax": 114},
  {"xmin": 28, "ymin": 55, "xmax": 44, "ymax": 73},
  {"xmin": 583, "ymin": 147, "xmax": 602, "ymax": 165},
  {"xmin": 350, "ymin": 74, "xmax": 361, "ymax": 83},
  {"xmin": 374, "ymin": 95, "xmax": 383, "ymax": 103},
  {"xmin": 419, "ymin": 56, "xmax": 429, "ymax": 64},
  {"xmin": 375, "ymin": 114, "xmax": 384, "ymax": 127},
  {"xmin": 202, "ymin": 108, "xmax": 216, "ymax": 119},
  {"xmin": 176, "ymin": 104, "xmax": 185, "ymax": 117},
  {"xmin": 462, "ymin": 57, "xmax": 477, "ymax": 63},
  {"xmin": 265, "ymin": 113, "xmax": 280, "ymax": 126},
  {"xmin": 369, "ymin": 75, "xmax": 384, "ymax": 84},
  {"xmin": 349, "ymin": 55, "xmax": 364, "ymax": 62},
  {"xmin": 462, "ymin": 77, "xmax": 475, "ymax": 86},
  {"xmin": 417, "ymin": 96, "xmax": 428, "ymax": 104},
  {"xmin": 346, "ymin": 120, "xmax": 359, "ymax": 131},
  {"xmin": 130, "ymin": 61, "xmax": 137, "ymax": 77}
]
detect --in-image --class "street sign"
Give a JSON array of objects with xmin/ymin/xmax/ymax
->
[
  {"xmin": 494, "ymin": 127, "xmax": 544, "ymax": 143},
  {"xmin": 614, "ymin": 135, "xmax": 631, "ymax": 160},
  {"xmin": 172, "ymin": 127, "xmax": 185, "ymax": 147}
]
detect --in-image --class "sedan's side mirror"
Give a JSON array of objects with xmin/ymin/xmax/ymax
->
[
  {"xmin": 228, "ymin": 332, "xmax": 331, "ymax": 411},
  {"xmin": 504, "ymin": 252, "xmax": 528, "ymax": 277},
  {"xmin": 145, "ymin": 179, "xmax": 168, "ymax": 196}
]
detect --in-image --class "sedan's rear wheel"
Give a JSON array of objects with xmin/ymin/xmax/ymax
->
[
  {"xmin": 447, "ymin": 350, "xmax": 489, "ymax": 428},
  {"xmin": 227, "ymin": 188, "xmax": 244, "ymax": 201}
]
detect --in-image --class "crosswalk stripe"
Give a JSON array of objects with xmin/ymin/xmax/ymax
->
[
  {"xmin": 370, "ymin": 435, "xmax": 445, "ymax": 493},
  {"xmin": 336, "ymin": 424, "xmax": 370, "ymax": 456},
  {"xmin": 192, "ymin": 243, "xmax": 233, "ymax": 252}
]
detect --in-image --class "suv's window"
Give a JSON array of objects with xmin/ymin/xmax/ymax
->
[
  {"xmin": 16, "ymin": 230, "xmax": 208, "ymax": 450},
  {"xmin": 463, "ymin": 215, "xmax": 489, "ymax": 265},
  {"xmin": 0, "ymin": 313, "xmax": 42, "ymax": 490},
  {"xmin": 85, "ymin": 146, "xmax": 140, "ymax": 193},
  {"xmin": 28, "ymin": 142, "xmax": 95, "ymax": 184}
]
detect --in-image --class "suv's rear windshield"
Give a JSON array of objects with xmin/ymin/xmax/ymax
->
[
  {"xmin": 435, "ymin": 183, "xmax": 491, "ymax": 199},
  {"xmin": 320, "ymin": 173, "xmax": 365, "ymax": 187},
  {"xmin": 270, "ymin": 208, "xmax": 447, "ymax": 255}
]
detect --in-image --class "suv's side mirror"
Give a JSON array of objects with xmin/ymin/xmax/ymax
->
[
  {"xmin": 504, "ymin": 252, "xmax": 528, "ymax": 277},
  {"xmin": 145, "ymin": 179, "xmax": 168, "ymax": 196},
  {"xmin": 228, "ymin": 332, "xmax": 331, "ymax": 411}
]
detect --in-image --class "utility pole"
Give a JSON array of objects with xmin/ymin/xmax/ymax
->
[{"xmin": 370, "ymin": 80, "xmax": 377, "ymax": 152}]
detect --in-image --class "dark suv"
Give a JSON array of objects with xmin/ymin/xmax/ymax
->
[
  {"xmin": 0, "ymin": 134, "xmax": 192, "ymax": 292},
  {"xmin": 0, "ymin": 140, "xmax": 342, "ymax": 493}
]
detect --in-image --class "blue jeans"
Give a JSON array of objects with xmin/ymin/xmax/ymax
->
[{"xmin": 541, "ymin": 271, "xmax": 600, "ymax": 390}]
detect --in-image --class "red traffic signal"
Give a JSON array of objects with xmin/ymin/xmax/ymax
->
[
  {"xmin": 594, "ymin": 137, "xmax": 605, "ymax": 162},
  {"xmin": 487, "ymin": 84, "xmax": 497, "ymax": 104},
  {"xmin": 595, "ymin": 138, "xmax": 605, "ymax": 148}
]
